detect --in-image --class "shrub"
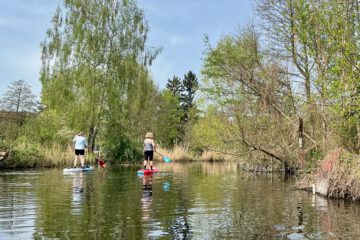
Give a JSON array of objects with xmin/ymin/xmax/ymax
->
[{"xmin": 103, "ymin": 132, "xmax": 141, "ymax": 163}]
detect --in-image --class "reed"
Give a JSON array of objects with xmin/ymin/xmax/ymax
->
[
  {"xmin": 297, "ymin": 149, "xmax": 360, "ymax": 201},
  {"xmin": 200, "ymin": 150, "xmax": 233, "ymax": 162},
  {"xmin": 41, "ymin": 144, "xmax": 73, "ymax": 166},
  {"xmin": 155, "ymin": 145, "xmax": 234, "ymax": 162},
  {"xmin": 156, "ymin": 145, "xmax": 195, "ymax": 161},
  {"xmin": 326, "ymin": 152, "xmax": 360, "ymax": 201}
]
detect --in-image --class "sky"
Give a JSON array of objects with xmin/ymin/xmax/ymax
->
[{"xmin": 0, "ymin": 0, "xmax": 254, "ymax": 98}]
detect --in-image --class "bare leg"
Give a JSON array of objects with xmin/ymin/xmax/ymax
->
[
  {"xmin": 80, "ymin": 155, "xmax": 85, "ymax": 167},
  {"xmin": 143, "ymin": 160, "xmax": 147, "ymax": 169},
  {"xmin": 74, "ymin": 155, "xmax": 78, "ymax": 167},
  {"xmin": 150, "ymin": 161, "xmax": 153, "ymax": 170}
]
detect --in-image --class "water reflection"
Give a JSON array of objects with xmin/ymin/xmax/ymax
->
[
  {"xmin": 140, "ymin": 174, "xmax": 170, "ymax": 238},
  {"xmin": 71, "ymin": 172, "xmax": 84, "ymax": 214},
  {"xmin": 2, "ymin": 163, "xmax": 360, "ymax": 239},
  {"xmin": 141, "ymin": 175, "xmax": 153, "ymax": 221},
  {"xmin": 0, "ymin": 172, "xmax": 37, "ymax": 240},
  {"xmin": 312, "ymin": 195, "xmax": 337, "ymax": 239}
]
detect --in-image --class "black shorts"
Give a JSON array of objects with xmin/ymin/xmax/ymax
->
[
  {"xmin": 75, "ymin": 149, "xmax": 85, "ymax": 156},
  {"xmin": 144, "ymin": 151, "xmax": 153, "ymax": 161}
]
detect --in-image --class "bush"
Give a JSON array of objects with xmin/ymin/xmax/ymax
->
[
  {"xmin": 103, "ymin": 132, "xmax": 141, "ymax": 163},
  {"xmin": 0, "ymin": 143, "xmax": 51, "ymax": 168},
  {"xmin": 305, "ymin": 149, "xmax": 325, "ymax": 172}
]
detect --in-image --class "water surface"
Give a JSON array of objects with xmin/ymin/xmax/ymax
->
[{"xmin": 1, "ymin": 162, "xmax": 360, "ymax": 239}]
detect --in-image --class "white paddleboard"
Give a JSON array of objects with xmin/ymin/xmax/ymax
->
[{"xmin": 63, "ymin": 166, "xmax": 95, "ymax": 173}]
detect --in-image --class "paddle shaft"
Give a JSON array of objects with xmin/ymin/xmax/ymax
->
[
  {"xmin": 155, "ymin": 151, "xmax": 172, "ymax": 163},
  {"xmin": 155, "ymin": 151, "xmax": 165, "ymax": 157}
]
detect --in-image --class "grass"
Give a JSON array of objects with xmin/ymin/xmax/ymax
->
[
  {"xmin": 41, "ymin": 144, "xmax": 74, "ymax": 166},
  {"xmin": 2, "ymin": 142, "xmax": 97, "ymax": 168},
  {"xmin": 2, "ymin": 141, "xmax": 236, "ymax": 169}
]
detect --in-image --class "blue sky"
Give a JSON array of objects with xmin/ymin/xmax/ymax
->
[{"xmin": 0, "ymin": 0, "xmax": 254, "ymax": 98}]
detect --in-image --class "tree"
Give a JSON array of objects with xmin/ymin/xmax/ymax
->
[
  {"xmin": 154, "ymin": 90, "xmax": 182, "ymax": 146},
  {"xmin": 256, "ymin": 0, "xmax": 360, "ymax": 152},
  {"xmin": 163, "ymin": 72, "xmax": 199, "ymax": 144},
  {"xmin": 1, "ymin": 80, "xmax": 37, "ymax": 114},
  {"xmin": 166, "ymin": 76, "xmax": 182, "ymax": 97},
  {"xmin": 180, "ymin": 71, "xmax": 199, "ymax": 121},
  {"xmin": 256, "ymin": 0, "xmax": 313, "ymax": 103},
  {"xmin": 40, "ymin": 0, "xmax": 160, "ymax": 159},
  {"xmin": 200, "ymin": 27, "xmax": 299, "ymax": 168}
]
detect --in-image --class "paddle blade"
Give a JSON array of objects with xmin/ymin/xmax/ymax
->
[{"xmin": 163, "ymin": 156, "xmax": 172, "ymax": 163}]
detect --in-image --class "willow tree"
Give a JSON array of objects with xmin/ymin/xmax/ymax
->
[{"xmin": 40, "ymin": 0, "xmax": 159, "ymax": 157}]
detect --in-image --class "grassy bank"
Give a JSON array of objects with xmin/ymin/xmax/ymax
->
[
  {"xmin": 297, "ymin": 149, "xmax": 360, "ymax": 201},
  {"xmin": 0, "ymin": 142, "xmax": 236, "ymax": 169},
  {"xmin": 0, "ymin": 142, "xmax": 95, "ymax": 169}
]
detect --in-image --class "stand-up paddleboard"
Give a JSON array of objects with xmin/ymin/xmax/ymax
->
[
  {"xmin": 137, "ymin": 167, "xmax": 159, "ymax": 175},
  {"xmin": 63, "ymin": 165, "xmax": 95, "ymax": 173}
]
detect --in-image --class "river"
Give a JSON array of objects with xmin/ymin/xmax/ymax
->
[{"xmin": 0, "ymin": 162, "xmax": 359, "ymax": 239}]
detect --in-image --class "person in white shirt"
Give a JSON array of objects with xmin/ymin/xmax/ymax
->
[{"xmin": 73, "ymin": 131, "xmax": 88, "ymax": 168}]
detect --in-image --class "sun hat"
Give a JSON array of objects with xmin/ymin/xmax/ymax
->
[{"xmin": 145, "ymin": 132, "xmax": 153, "ymax": 139}]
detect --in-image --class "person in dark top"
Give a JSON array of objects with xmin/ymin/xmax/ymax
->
[{"xmin": 143, "ymin": 132, "xmax": 156, "ymax": 170}]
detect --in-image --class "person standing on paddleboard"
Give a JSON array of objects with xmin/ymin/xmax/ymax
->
[
  {"xmin": 144, "ymin": 132, "xmax": 156, "ymax": 170},
  {"xmin": 73, "ymin": 131, "xmax": 88, "ymax": 168}
]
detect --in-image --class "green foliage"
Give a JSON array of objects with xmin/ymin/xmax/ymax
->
[
  {"xmin": 309, "ymin": 149, "xmax": 325, "ymax": 162},
  {"xmin": 180, "ymin": 71, "xmax": 199, "ymax": 122},
  {"xmin": 0, "ymin": 138, "xmax": 10, "ymax": 151},
  {"xmin": 335, "ymin": 120, "xmax": 359, "ymax": 152},
  {"xmin": 103, "ymin": 131, "xmax": 141, "ymax": 163},
  {"xmin": 166, "ymin": 76, "xmax": 182, "ymax": 97},
  {"xmin": 189, "ymin": 107, "xmax": 226, "ymax": 151},
  {"xmin": 0, "ymin": 141, "xmax": 49, "ymax": 168},
  {"xmin": 10, "ymin": 145, "xmax": 47, "ymax": 168},
  {"xmin": 0, "ymin": 121, "xmax": 21, "ymax": 142},
  {"xmin": 304, "ymin": 149, "xmax": 325, "ymax": 172},
  {"xmin": 20, "ymin": 110, "xmax": 72, "ymax": 146},
  {"xmin": 199, "ymin": 26, "xmax": 301, "ymax": 166},
  {"xmin": 165, "ymin": 71, "xmax": 199, "ymax": 143},
  {"xmin": 155, "ymin": 90, "xmax": 183, "ymax": 146},
  {"xmin": 256, "ymin": 0, "xmax": 360, "ymax": 152},
  {"xmin": 39, "ymin": 0, "xmax": 161, "ymax": 159}
]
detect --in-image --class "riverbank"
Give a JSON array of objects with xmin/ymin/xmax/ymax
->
[
  {"xmin": 297, "ymin": 148, "xmax": 360, "ymax": 201},
  {"xmin": 0, "ymin": 143, "xmax": 232, "ymax": 169},
  {"xmin": 0, "ymin": 141, "xmax": 73, "ymax": 169},
  {"xmin": 3, "ymin": 142, "xmax": 360, "ymax": 204}
]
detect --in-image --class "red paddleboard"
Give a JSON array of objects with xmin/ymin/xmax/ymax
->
[{"xmin": 137, "ymin": 167, "xmax": 159, "ymax": 175}]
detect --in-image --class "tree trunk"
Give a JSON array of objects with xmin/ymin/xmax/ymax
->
[
  {"xmin": 88, "ymin": 126, "xmax": 97, "ymax": 153},
  {"xmin": 298, "ymin": 117, "xmax": 305, "ymax": 169},
  {"xmin": 357, "ymin": 122, "xmax": 360, "ymax": 152}
]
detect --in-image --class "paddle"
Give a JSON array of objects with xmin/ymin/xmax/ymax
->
[{"xmin": 155, "ymin": 151, "xmax": 172, "ymax": 163}]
